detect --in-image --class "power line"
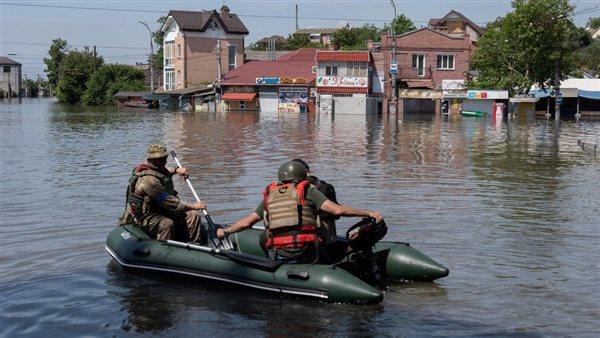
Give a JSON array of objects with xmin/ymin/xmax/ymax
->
[{"xmin": 0, "ymin": 41, "xmax": 148, "ymax": 50}]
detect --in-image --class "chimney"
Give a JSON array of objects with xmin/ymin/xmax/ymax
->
[
  {"xmin": 220, "ymin": 5, "xmax": 230, "ymax": 18},
  {"xmin": 367, "ymin": 39, "xmax": 373, "ymax": 51}
]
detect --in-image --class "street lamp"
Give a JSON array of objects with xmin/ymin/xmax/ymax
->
[
  {"xmin": 139, "ymin": 21, "xmax": 155, "ymax": 93},
  {"xmin": 389, "ymin": 0, "xmax": 398, "ymax": 114}
]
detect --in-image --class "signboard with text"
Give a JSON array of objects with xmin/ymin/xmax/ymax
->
[
  {"xmin": 256, "ymin": 77, "xmax": 280, "ymax": 85},
  {"xmin": 467, "ymin": 90, "xmax": 509, "ymax": 100},
  {"xmin": 316, "ymin": 76, "xmax": 368, "ymax": 87}
]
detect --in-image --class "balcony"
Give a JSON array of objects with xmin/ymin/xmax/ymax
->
[{"xmin": 398, "ymin": 66, "xmax": 432, "ymax": 80}]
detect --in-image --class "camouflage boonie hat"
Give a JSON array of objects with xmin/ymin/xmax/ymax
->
[{"xmin": 147, "ymin": 143, "xmax": 169, "ymax": 159}]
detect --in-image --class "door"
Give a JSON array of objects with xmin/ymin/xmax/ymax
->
[{"xmin": 258, "ymin": 91, "xmax": 278, "ymax": 112}]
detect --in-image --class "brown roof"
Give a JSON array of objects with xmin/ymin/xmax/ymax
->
[
  {"xmin": 221, "ymin": 48, "xmax": 317, "ymax": 86},
  {"xmin": 167, "ymin": 9, "xmax": 248, "ymax": 34},
  {"xmin": 295, "ymin": 28, "xmax": 340, "ymax": 35},
  {"xmin": 316, "ymin": 51, "xmax": 370, "ymax": 62},
  {"xmin": 0, "ymin": 56, "xmax": 21, "ymax": 65},
  {"xmin": 428, "ymin": 10, "xmax": 483, "ymax": 36}
]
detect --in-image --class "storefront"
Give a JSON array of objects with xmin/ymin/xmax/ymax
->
[
  {"xmin": 222, "ymin": 91, "xmax": 258, "ymax": 111},
  {"xmin": 461, "ymin": 90, "xmax": 509, "ymax": 117}
]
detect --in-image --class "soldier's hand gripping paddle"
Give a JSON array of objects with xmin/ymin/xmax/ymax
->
[{"xmin": 170, "ymin": 150, "xmax": 234, "ymax": 250}]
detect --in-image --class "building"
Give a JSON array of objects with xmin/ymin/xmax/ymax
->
[
  {"xmin": 381, "ymin": 24, "xmax": 476, "ymax": 114},
  {"xmin": 532, "ymin": 79, "xmax": 600, "ymax": 117},
  {"xmin": 160, "ymin": 5, "xmax": 249, "ymax": 91},
  {"xmin": 315, "ymin": 51, "xmax": 381, "ymax": 114},
  {"xmin": 428, "ymin": 10, "xmax": 484, "ymax": 42},
  {"xmin": 0, "ymin": 56, "xmax": 22, "ymax": 98},
  {"xmin": 220, "ymin": 48, "xmax": 317, "ymax": 112},
  {"xmin": 295, "ymin": 28, "xmax": 339, "ymax": 47}
]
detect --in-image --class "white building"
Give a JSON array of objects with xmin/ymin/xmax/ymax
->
[{"xmin": 0, "ymin": 56, "xmax": 22, "ymax": 98}]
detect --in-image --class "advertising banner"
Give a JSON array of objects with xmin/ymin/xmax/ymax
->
[{"xmin": 316, "ymin": 76, "xmax": 368, "ymax": 87}]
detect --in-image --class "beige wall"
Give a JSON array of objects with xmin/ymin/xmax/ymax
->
[{"xmin": 225, "ymin": 99, "xmax": 257, "ymax": 111}]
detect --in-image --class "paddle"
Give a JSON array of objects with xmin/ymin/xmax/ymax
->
[{"xmin": 170, "ymin": 150, "xmax": 234, "ymax": 250}]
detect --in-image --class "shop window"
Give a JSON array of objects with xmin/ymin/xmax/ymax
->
[{"xmin": 240, "ymin": 101, "xmax": 246, "ymax": 110}]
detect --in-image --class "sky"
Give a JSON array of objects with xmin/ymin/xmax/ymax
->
[{"xmin": 1, "ymin": 0, "xmax": 598, "ymax": 79}]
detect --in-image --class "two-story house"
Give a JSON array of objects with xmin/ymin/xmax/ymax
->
[
  {"xmin": 0, "ymin": 56, "xmax": 22, "ymax": 98},
  {"xmin": 295, "ymin": 28, "xmax": 339, "ymax": 47},
  {"xmin": 315, "ymin": 51, "xmax": 380, "ymax": 114},
  {"xmin": 160, "ymin": 6, "xmax": 248, "ymax": 91},
  {"xmin": 382, "ymin": 16, "xmax": 477, "ymax": 114}
]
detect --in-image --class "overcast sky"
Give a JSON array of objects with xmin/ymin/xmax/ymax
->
[{"xmin": 1, "ymin": 0, "xmax": 598, "ymax": 78}]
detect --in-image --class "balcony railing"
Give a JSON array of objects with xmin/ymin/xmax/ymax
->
[{"xmin": 398, "ymin": 66, "xmax": 432, "ymax": 79}]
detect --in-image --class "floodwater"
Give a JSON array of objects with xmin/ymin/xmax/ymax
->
[{"xmin": 1, "ymin": 98, "xmax": 599, "ymax": 337}]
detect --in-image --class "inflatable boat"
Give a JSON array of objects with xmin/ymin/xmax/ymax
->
[{"xmin": 106, "ymin": 223, "xmax": 449, "ymax": 304}]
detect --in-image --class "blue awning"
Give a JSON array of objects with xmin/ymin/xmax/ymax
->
[
  {"xmin": 579, "ymin": 90, "xmax": 600, "ymax": 100},
  {"xmin": 530, "ymin": 89, "xmax": 551, "ymax": 99}
]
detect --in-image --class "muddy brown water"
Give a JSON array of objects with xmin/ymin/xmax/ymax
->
[{"xmin": 1, "ymin": 99, "xmax": 599, "ymax": 337}]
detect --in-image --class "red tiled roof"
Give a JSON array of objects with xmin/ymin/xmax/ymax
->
[
  {"xmin": 316, "ymin": 51, "xmax": 370, "ymax": 62},
  {"xmin": 221, "ymin": 48, "xmax": 317, "ymax": 86},
  {"xmin": 317, "ymin": 87, "xmax": 367, "ymax": 94},
  {"xmin": 222, "ymin": 92, "xmax": 257, "ymax": 101}
]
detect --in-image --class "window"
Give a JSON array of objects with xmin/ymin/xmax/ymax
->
[
  {"xmin": 177, "ymin": 70, "xmax": 181, "ymax": 84},
  {"xmin": 346, "ymin": 63, "xmax": 366, "ymax": 77},
  {"xmin": 3, "ymin": 66, "xmax": 10, "ymax": 73},
  {"xmin": 210, "ymin": 20, "xmax": 219, "ymax": 30},
  {"xmin": 164, "ymin": 41, "xmax": 174, "ymax": 66},
  {"xmin": 325, "ymin": 66, "xmax": 338, "ymax": 76},
  {"xmin": 412, "ymin": 54, "xmax": 425, "ymax": 77},
  {"xmin": 437, "ymin": 54, "xmax": 455, "ymax": 70},
  {"xmin": 165, "ymin": 70, "xmax": 175, "ymax": 90},
  {"xmin": 228, "ymin": 45, "xmax": 237, "ymax": 70},
  {"xmin": 177, "ymin": 44, "xmax": 181, "ymax": 58},
  {"xmin": 240, "ymin": 101, "xmax": 246, "ymax": 110}
]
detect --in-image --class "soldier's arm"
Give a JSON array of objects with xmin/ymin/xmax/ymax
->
[{"xmin": 137, "ymin": 176, "xmax": 189, "ymax": 213}]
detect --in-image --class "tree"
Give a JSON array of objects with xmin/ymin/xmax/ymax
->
[
  {"xmin": 43, "ymin": 38, "xmax": 68, "ymax": 87},
  {"xmin": 470, "ymin": 0, "xmax": 581, "ymax": 94},
  {"xmin": 281, "ymin": 33, "xmax": 322, "ymax": 50},
  {"xmin": 152, "ymin": 16, "xmax": 166, "ymax": 71},
  {"xmin": 382, "ymin": 14, "xmax": 416, "ymax": 36},
  {"xmin": 82, "ymin": 64, "xmax": 145, "ymax": 105},
  {"xmin": 23, "ymin": 77, "xmax": 39, "ymax": 97},
  {"xmin": 332, "ymin": 24, "xmax": 381, "ymax": 50},
  {"xmin": 576, "ymin": 40, "xmax": 600, "ymax": 75},
  {"xmin": 56, "ymin": 50, "xmax": 103, "ymax": 104},
  {"xmin": 589, "ymin": 17, "xmax": 600, "ymax": 29}
]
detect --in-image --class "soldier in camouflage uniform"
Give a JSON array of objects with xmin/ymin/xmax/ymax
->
[{"xmin": 125, "ymin": 144, "xmax": 205, "ymax": 243}]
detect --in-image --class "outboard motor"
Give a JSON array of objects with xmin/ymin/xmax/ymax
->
[{"xmin": 346, "ymin": 218, "xmax": 388, "ymax": 288}]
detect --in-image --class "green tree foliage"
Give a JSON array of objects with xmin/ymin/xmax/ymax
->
[
  {"xmin": 382, "ymin": 14, "xmax": 416, "ymax": 36},
  {"xmin": 56, "ymin": 50, "xmax": 103, "ymax": 104},
  {"xmin": 589, "ymin": 17, "xmax": 600, "ymax": 29},
  {"xmin": 23, "ymin": 77, "xmax": 39, "ymax": 97},
  {"xmin": 43, "ymin": 38, "xmax": 68, "ymax": 87},
  {"xmin": 152, "ymin": 16, "xmax": 166, "ymax": 71},
  {"xmin": 470, "ymin": 0, "xmax": 585, "ymax": 94},
  {"xmin": 82, "ymin": 64, "xmax": 145, "ymax": 105},
  {"xmin": 332, "ymin": 24, "xmax": 381, "ymax": 50},
  {"xmin": 576, "ymin": 40, "xmax": 600, "ymax": 75},
  {"xmin": 280, "ymin": 34, "xmax": 322, "ymax": 50}
]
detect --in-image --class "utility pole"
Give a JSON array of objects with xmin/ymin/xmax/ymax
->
[
  {"xmin": 216, "ymin": 38, "xmax": 222, "ymax": 82},
  {"xmin": 139, "ymin": 21, "xmax": 155, "ymax": 93},
  {"xmin": 389, "ymin": 0, "xmax": 398, "ymax": 114},
  {"xmin": 295, "ymin": 4, "xmax": 299, "ymax": 31}
]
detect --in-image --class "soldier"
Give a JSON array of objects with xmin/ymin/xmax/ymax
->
[
  {"xmin": 291, "ymin": 159, "xmax": 339, "ymax": 244},
  {"xmin": 125, "ymin": 144, "xmax": 205, "ymax": 243},
  {"xmin": 216, "ymin": 161, "xmax": 382, "ymax": 263}
]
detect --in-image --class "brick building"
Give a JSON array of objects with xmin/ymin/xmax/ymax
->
[
  {"xmin": 160, "ymin": 6, "xmax": 248, "ymax": 91},
  {"xmin": 382, "ymin": 19, "xmax": 477, "ymax": 114},
  {"xmin": 428, "ymin": 10, "xmax": 483, "ymax": 43}
]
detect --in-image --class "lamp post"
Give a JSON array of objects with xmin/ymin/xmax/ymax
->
[
  {"xmin": 389, "ymin": 0, "xmax": 398, "ymax": 114},
  {"xmin": 139, "ymin": 21, "xmax": 155, "ymax": 93}
]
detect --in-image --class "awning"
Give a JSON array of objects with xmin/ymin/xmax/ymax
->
[
  {"xmin": 222, "ymin": 92, "xmax": 257, "ymax": 101},
  {"xmin": 579, "ymin": 90, "xmax": 600, "ymax": 100}
]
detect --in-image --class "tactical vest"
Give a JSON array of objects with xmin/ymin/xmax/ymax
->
[
  {"xmin": 126, "ymin": 164, "xmax": 175, "ymax": 221},
  {"xmin": 262, "ymin": 180, "xmax": 318, "ymax": 249}
]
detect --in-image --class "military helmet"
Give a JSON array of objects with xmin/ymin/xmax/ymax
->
[
  {"xmin": 277, "ymin": 161, "xmax": 307, "ymax": 183},
  {"xmin": 147, "ymin": 143, "xmax": 169, "ymax": 159}
]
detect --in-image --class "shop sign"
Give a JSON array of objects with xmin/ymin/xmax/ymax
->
[
  {"xmin": 278, "ymin": 102, "xmax": 300, "ymax": 113},
  {"xmin": 255, "ymin": 77, "xmax": 280, "ymax": 85},
  {"xmin": 443, "ymin": 92, "xmax": 467, "ymax": 99},
  {"xmin": 280, "ymin": 77, "xmax": 308, "ymax": 84},
  {"xmin": 230, "ymin": 86, "xmax": 255, "ymax": 93},
  {"xmin": 467, "ymin": 90, "xmax": 509, "ymax": 100},
  {"xmin": 442, "ymin": 79, "xmax": 465, "ymax": 91},
  {"xmin": 316, "ymin": 76, "xmax": 368, "ymax": 87}
]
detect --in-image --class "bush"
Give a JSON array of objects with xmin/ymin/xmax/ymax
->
[{"xmin": 82, "ymin": 64, "xmax": 145, "ymax": 105}]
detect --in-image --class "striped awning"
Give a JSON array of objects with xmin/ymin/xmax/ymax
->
[{"xmin": 222, "ymin": 92, "xmax": 257, "ymax": 101}]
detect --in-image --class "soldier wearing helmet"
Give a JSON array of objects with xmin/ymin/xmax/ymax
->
[
  {"xmin": 123, "ymin": 143, "xmax": 206, "ymax": 243},
  {"xmin": 217, "ymin": 161, "xmax": 383, "ymax": 263}
]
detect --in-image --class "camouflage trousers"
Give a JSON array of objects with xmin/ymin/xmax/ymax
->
[{"xmin": 139, "ymin": 210, "xmax": 203, "ymax": 243}]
